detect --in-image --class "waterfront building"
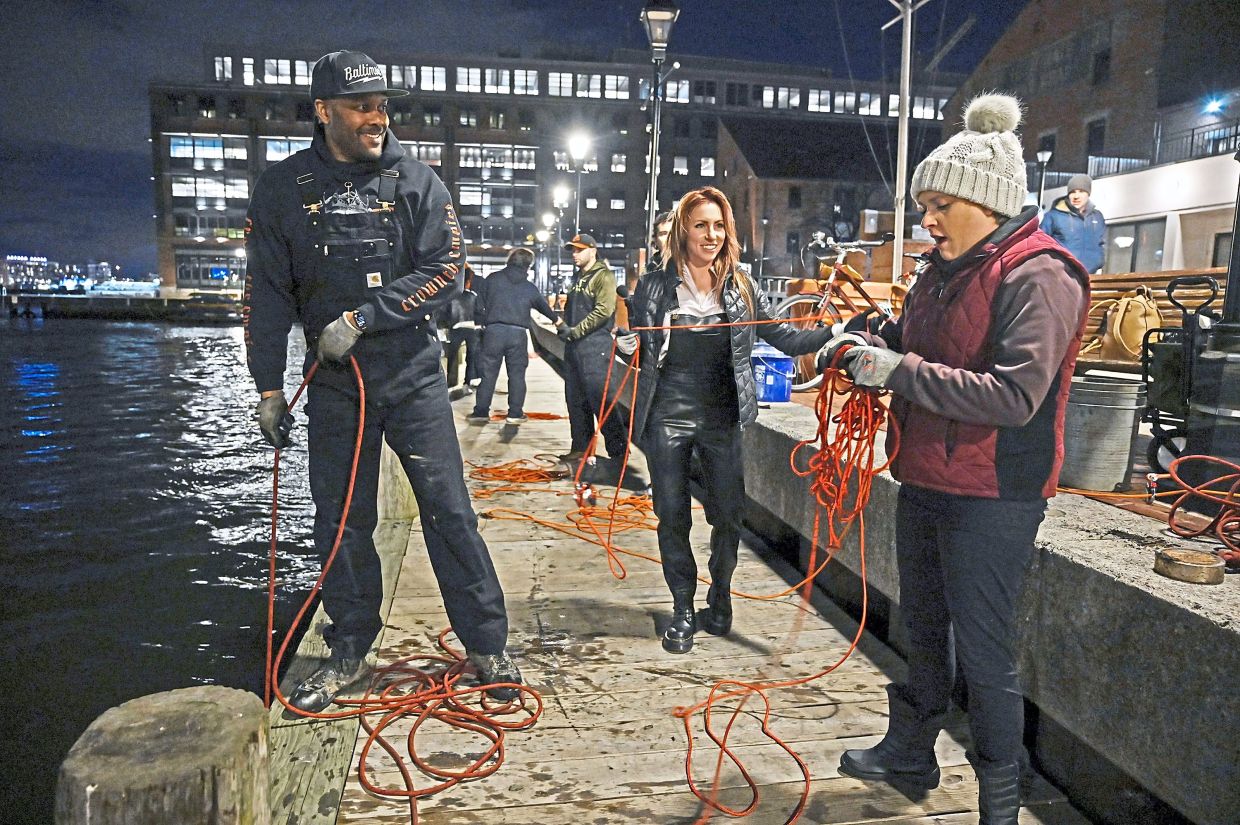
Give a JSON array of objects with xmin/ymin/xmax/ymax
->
[{"xmin": 149, "ymin": 46, "xmax": 954, "ymax": 296}]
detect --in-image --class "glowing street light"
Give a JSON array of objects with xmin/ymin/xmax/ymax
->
[
  {"xmin": 567, "ymin": 132, "xmax": 591, "ymax": 232},
  {"xmin": 1035, "ymin": 149, "xmax": 1053, "ymax": 211}
]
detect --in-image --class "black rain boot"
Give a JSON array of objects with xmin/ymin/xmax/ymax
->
[
  {"xmin": 661, "ymin": 591, "xmax": 697, "ymax": 653},
  {"xmin": 839, "ymin": 683, "xmax": 944, "ymax": 789},
  {"xmin": 977, "ymin": 761, "xmax": 1021, "ymax": 825},
  {"xmin": 697, "ymin": 528, "xmax": 738, "ymax": 636}
]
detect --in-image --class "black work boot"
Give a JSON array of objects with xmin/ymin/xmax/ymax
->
[
  {"xmin": 977, "ymin": 760, "xmax": 1021, "ymax": 825},
  {"xmin": 696, "ymin": 580, "xmax": 733, "ymax": 636},
  {"xmin": 287, "ymin": 654, "xmax": 369, "ymax": 714},
  {"xmin": 662, "ymin": 591, "xmax": 697, "ymax": 653},
  {"xmin": 839, "ymin": 683, "xmax": 943, "ymax": 789},
  {"xmin": 468, "ymin": 650, "xmax": 523, "ymax": 701}
]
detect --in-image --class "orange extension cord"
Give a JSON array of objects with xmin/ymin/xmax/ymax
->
[{"xmin": 265, "ymin": 357, "xmax": 542, "ymax": 825}]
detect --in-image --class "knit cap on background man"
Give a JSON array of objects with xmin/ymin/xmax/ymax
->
[{"xmin": 910, "ymin": 93, "xmax": 1027, "ymax": 218}]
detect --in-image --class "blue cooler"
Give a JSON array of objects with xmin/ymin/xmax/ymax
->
[{"xmin": 751, "ymin": 343, "xmax": 794, "ymax": 403}]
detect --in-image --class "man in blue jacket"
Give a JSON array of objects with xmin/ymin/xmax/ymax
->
[
  {"xmin": 1041, "ymin": 173, "xmax": 1106, "ymax": 273},
  {"xmin": 244, "ymin": 50, "xmax": 520, "ymax": 713}
]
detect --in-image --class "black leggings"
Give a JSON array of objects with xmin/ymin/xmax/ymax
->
[{"xmin": 644, "ymin": 369, "xmax": 744, "ymax": 599}]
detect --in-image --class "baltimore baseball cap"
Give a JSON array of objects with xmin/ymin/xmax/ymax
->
[
  {"xmin": 310, "ymin": 50, "xmax": 410, "ymax": 100},
  {"xmin": 564, "ymin": 233, "xmax": 597, "ymax": 250}
]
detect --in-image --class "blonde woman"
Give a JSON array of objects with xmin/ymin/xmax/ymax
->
[{"xmin": 624, "ymin": 186, "xmax": 833, "ymax": 653}]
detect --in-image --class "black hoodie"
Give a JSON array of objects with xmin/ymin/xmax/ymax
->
[{"xmin": 474, "ymin": 263, "xmax": 557, "ymax": 329}]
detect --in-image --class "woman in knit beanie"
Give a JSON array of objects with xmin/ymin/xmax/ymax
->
[{"xmin": 819, "ymin": 94, "xmax": 1091, "ymax": 825}]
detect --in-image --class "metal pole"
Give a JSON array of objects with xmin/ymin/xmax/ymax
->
[
  {"xmin": 645, "ymin": 56, "xmax": 664, "ymax": 250},
  {"xmin": 891, "ymin": 0, "xmax": 913, "ymax": 281},
  {"xmin": 1221, "ymin": 150, "xmax": 1240, "ymax": 327},
  {"xmin": 575, "ymin": 167, "xmax": 582, "ymax": 233},
  {"xmin": 1037, "ymin": 162, "xmax": 1048, "ymax": 212}
]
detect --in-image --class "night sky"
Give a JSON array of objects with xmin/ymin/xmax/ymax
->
[{"xmin": 0, "ymin": 0, "xmax": 1030, "ymax": 276}]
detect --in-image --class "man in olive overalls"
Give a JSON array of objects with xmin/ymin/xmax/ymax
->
[
  {"xmin": 557, "ymin": 234, "xmax": 628, "ymax": 462},
  {"xmin": 244, "ymin": 51, "xmax": 519, "ymax": 713}
]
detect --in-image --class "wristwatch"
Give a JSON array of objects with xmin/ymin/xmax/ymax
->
[{"xmin": 350, "ymin": 309, "xmax": 369, "ymax": 333}]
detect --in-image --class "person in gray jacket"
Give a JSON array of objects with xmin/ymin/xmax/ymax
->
[{"xmin": 1041, "ymin": 173, "xmax": 1106, "ymax": 273}]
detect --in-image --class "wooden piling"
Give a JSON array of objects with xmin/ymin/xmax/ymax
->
[{"xmin": 56, "ymin": 685, "xmax": 269, "ymax": 825}]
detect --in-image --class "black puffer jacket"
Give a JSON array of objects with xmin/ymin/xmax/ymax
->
[{"xmin": 629, "ymin": 265, "xmax": 833, "ymax": 439}]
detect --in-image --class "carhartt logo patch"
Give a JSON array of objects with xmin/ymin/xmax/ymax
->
[{"xmin": 366, "ymin": 272, "xmax": 383, "ymax": 288}]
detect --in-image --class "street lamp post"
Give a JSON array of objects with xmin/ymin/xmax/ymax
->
[
  {"xmin": 759, "ymin": 215, "xmax": 770, "ymax": 284},
  {"xmin": 568, "ymin": 132, "xmax": 590, "ymax": 233},
  {"xmin": 551, "ymin": 187, "xmax": 570, "ymax": 287},
  {"xmin": 641, "ymin": 0, "xmax": 680, "ymax": 248},
  {"xmin": 1036, "ymin": 149, "xmax": 1053, "ymax": 211}
]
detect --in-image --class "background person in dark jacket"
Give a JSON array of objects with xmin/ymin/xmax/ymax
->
[
  {"xmin": 822, "ymin": 95, "xmax": 1089, "ymax": 825},
  {"xmin": 468, "ymin": 248, "xmax": 559, "ymax": 423},
  {"xmin": 436, "ymin": 261, "xmax": 480, "ymax": 389},
  {"xmin": 244, "ymin": 51, "xmax": 520, "ymax": 713},
  {"xmin": 623, "ymin": 186, "xmax": 832, "ymax": 655},
  {"xmin": 1041, "ymin": 173, "xmax": 1105, "ymax": 273}
]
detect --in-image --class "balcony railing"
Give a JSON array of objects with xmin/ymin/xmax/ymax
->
[
  {"xmin": 1154, "ymin": 119, "xmax": 1240, "ymax": 165},
  {"xmin": 1088, "ymin": 155, "xmax": 1151, "ymax": 178}
]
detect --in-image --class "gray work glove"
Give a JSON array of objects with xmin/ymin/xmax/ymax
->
[
  {"xmin": 816, "ymin": 332, "xmax": 868, "ymax": 372},
  {"xmin": 614, "ymin": 330, "xmax": 638, "ymax": 356},
  {"xmin": 256, "ymin": 392, "xmax": 294, "ymax": 449},
  {"xmin": 317, "ymin": 312, "xmax": 363, "ymax": 364},
  {"xmin": 839, "ymin": 345, "xmax": 903, "ymax": 389}
]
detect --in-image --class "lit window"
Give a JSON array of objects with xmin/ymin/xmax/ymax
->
[
  {"xmin": 859, "ymin": 93, "xmax": 881, "ymax": 116},
  {"xmin": 295, "ymin": 60, "xmax": 312, "ymax": 87},
  {"xmin": 611, "ymin": 195, "xmax": 625, "ymax": 210},
  {"xmin": 459, "ymin": 109, "xmax": 478, "ymax": 127},
  {"xmin": 692, "ymin": 80, "xmax": 717, "ymax": 104},
  {"xmin": 549, "ymin": 72, "xmax": 573, "ymax": 97},
  {"xmin": 912, "ymin": 95, "xmax": 938, "ymax": 119},
  {"xmin": 888, "ymin": 94, "xmax": 901, "ymax": 117},
  {"xmin": 586, "ymin": 197, "xmax": 598, "ymax": 210},
  {"xmin": 170, "ymin": 136, "xmax": 195, "ymax": 158},
  {"xmin": 488, "ymin": 111, "xmax": 505, "ymax": 129},
  {"xmin": 242, "ymin": 58, "xmax": 255, "ymax": 86},
  {"xmin": 673, "ymin": 156, "xmax": 689, "ymax": 175},
  {"xmin": 611, "ymin": 153, "xmax": 627, "ymax": 173},
  {"xmin": 554, "ymin": 151, "xmax": 570, "ymax": 171},
  {"xmin": 214, "ymin": 56, "xmax": 232, "ymax": 82},
  {"xmin": 456, "ymin": 67, "xmax": 482, "ymax": 93},
  {"xmin": 263, "ymin": 59, "xmax": 291, "ymax": 85},
  {"xmin": 576, "ymin": 73, "xmax": 602, "ymax": 99},
  {"xmin": 834, "ymin": 91, "xmax": 857, "ymax": 114},
  {"xmin": 225, "ymin": 178, "xmax": 249, "ymax": 199},
  {"xmin": 420, "ymin": 66, "xmax": 446, "ymax": 91},
  {"xmin": 779, "ymin": 86, "xmax": 800, "ymax": 109},
  {"xmin": 514, "ymin": 69, "xmax": 539, "ymax": 95},
  {"xmin": 604, "ymin": 75, "xmax": 629, "ymax": 99},
  {"xmin": 666, "ymin": 79, "xmax": 689, "ymax": 103},
  {"xmin": 700, "ymin": 157, "xmax": 715, "ymax": 176},
  {"xmin": 808, "ymin": 89, "xmax": 830, "ymax": 112},
  {"xmin": 390, "ymin": 64, "xmax": 416, "ymax": 89},
  {"xmin": 484, "ymin": 68, "xmax": 510, "ymax": 94},
  {"xmin": 583, "ymin": 154, "xmax": 599, "ymax": 173}
]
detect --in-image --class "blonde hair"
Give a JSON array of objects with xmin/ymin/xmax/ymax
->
[{"xmin": 667, "ymin": 186, "xmax": 755, "ymax": 313}]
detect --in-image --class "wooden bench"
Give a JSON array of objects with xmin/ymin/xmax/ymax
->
[{"xmin": 1078, "ymin": 267, "xmax": 1227, "ymax": 373}]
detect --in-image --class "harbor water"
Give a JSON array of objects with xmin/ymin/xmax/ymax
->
[{"xmin": 1, "ymin": 317, "xmax": 319, "ymax": 823}]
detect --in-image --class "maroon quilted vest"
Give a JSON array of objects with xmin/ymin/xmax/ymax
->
[{"xmin": 890, "ymin": 217, "xmax": 1089, "ymax": 499}]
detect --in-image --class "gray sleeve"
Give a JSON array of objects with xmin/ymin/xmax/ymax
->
[{"xmin": 885, "ymin": 254, "xmax": 1086, "ymax": 427}]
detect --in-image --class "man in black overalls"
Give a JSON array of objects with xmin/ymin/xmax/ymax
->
[
  {"xmin": 556, "ymin": 234, "xmax": 628, "ymax": 462},
  {"xmin": 244, "ymin": 51, "xmax": 519, "ymax": 713}
]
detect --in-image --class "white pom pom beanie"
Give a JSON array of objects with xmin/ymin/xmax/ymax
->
[{"xmin": 910, "ymin": 93, "xmax": 1028, "ymax": 218}]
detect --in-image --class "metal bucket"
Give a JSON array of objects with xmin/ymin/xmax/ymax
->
[{"xmin": 1060, "ymin": 376, "xmax": 1147, "ymax": 492}]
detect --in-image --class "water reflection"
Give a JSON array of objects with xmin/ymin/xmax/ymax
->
[{"xmin": 0, "ymin": 318, "xmax": 318, "ymax": 822}]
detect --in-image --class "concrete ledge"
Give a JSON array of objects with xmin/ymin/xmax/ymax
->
[{"xmin": 744, "ymin": 402, "xmax": 1240, "ymax": 825}]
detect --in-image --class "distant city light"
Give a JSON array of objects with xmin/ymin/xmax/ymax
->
[{"xmin": 1204, "ymin": 98, "xmax": 1224, "ymax": 115}]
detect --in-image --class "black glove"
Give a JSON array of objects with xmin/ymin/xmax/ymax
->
[
  {"xmin": 556, "ymin": 326, "xmax": 572, "ymax": 342},
  {"xmin": 317, "ymin": 312, "xmax": 362, "ymax": 364},
  {"xmin": 256, "ymin": 392, "xmax": 294, "ymax": 449}
]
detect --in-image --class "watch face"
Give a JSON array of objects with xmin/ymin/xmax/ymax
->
[{"xmin": 353, "ymin": 311, "xmax": 367, "ymax": 331}]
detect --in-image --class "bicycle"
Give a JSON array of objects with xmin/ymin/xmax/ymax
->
[{"xmin": 772, "ymin": 231, "xmax": 915, "ymax": 391}]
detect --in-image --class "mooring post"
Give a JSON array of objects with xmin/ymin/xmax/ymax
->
[{"xmin": 55, "ymin": 685, "xmax": 269, "ymax": 825}]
